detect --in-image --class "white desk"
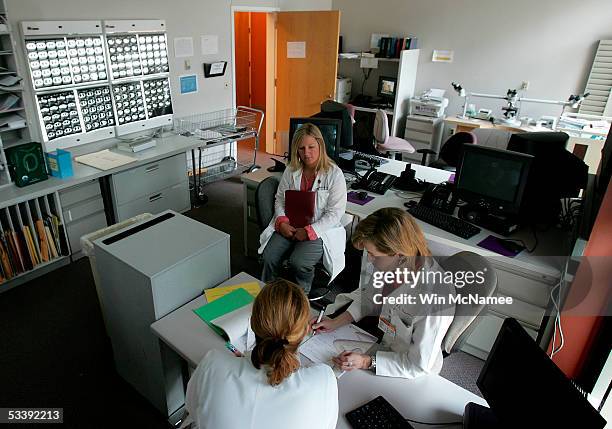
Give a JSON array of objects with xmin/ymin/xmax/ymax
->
[
  {"xmin": 241, "ymin": 160, "xmax": 567, "ymax": 359},
  {"xmin": 150, "ymin": 272, "xmax": 488, "ymax": 429}
]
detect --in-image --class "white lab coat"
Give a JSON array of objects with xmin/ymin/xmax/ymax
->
[
  {"xmin": 327, "ymin": 254, "xmax": 455, "ymax": 379},
  {"xmin": 258, "ymin": 164, "xmax": 348, "ymax": 282},
  {"xmin": 183, "ymin": 349, "xmax": 338, "ymax": 429}
]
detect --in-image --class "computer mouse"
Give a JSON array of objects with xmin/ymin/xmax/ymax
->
[
  {"xmin": 404, "ymin": 200, "xmax": 418, "ymax": 209},
  {"xmin": 357, "ymin": 191, "xmax": 368, "ymax": 201},
  {"xmin": 498, "ymin": 239, "xmax": 524, "ymax": 253}
]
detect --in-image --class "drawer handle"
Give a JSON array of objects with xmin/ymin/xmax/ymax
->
[
  {"xmin": 149, "ymin": 193, "xmax": 163, "ymax": 202},
  {"xmin": 145, "ymin": 164, "xmax": 160, "ymax": 173}
]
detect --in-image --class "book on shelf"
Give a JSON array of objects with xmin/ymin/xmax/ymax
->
[{"xmin": 35, "ymin": 219, "xmax": 50, "ymax": 263}]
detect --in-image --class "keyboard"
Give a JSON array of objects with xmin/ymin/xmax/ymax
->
[
  {"xmin": 351, "ymin": 150, "xmax": 389, "ymax": 168},
  {"xmin": 408, "ymin": 204, "xmax": 481, "ymax": 239},
  {"xmin": 346, "ymin": 396, "xmax": 414, "ymax": 429}
]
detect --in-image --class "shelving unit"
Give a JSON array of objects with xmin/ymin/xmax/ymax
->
[{"xmin": 0, "ymin": 0, "xmax": 34, "ymax": 188}]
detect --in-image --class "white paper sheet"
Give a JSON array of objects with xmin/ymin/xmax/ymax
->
[
  {"xmin": 174, "ymin": 37, "xmax": 194, "ymax": 58},
  {"xmin": 212, "ymin": 303, "xmax": 255, "ymax": 353},
  {"xmin": 75, "ymin": 149, "xmax": 136, "ymax": 171},
  {"xmin": 287, "ymin": 41, "xmax": 306, "ymax": 58},
  {"xmin": 201, "ymin": 35, "xmax": 219, "ymax": 55}
]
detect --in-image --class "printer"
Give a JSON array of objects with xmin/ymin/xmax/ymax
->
[
  {"xmin": 335, "ymin": 76, "xmax": 352, "ymax": 104},
  {"xmin": 409, "ymin": 88, "xmax": 449, "ymax": 118}
]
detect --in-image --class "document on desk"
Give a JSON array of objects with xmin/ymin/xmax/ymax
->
[
  {"xmin": 204, "ymin": 281, "xmax": 261, "ymax": 303},
  {"xmin": 299, "ymin": 324, "xmax": 377, "ymax": 377},
  {"xmin": 74, "ymin": 149, "xmax": 137, "ymax": 171}
]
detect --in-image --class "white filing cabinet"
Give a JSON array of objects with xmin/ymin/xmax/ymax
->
[
  {"xmin": 403, "ymin": 115, "xmax": 444, "ymax": 164},
  {"xmin": 93, "ymin": 211, "xmax": 231, "ymax": 419},
  {"xmin": 59, "ymin": 179, "xmax": 108, "ymax": 260},
  {"xmin": 110, "ymin": 153, "xmax": 190, "ymax": 222}
]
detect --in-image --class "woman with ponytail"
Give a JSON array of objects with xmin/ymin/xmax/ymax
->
[{"xmin": 183, "ymin": 279, "xmax": 338, "ymax": 429}]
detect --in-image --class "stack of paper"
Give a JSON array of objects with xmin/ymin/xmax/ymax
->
[{"xmin": 75, "ymin": 149, "xmax": 136, "ymax": 171}]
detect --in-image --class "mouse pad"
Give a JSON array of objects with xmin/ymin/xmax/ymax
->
[
  {"xmin": 477, "ymin": 235, "xmax": 521, "ymax": 257},
  {"xmin": 347, "ymin": 191, "xmax": 374, "ymax": 205}
]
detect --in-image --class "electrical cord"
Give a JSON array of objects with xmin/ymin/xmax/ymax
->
[
  {"xmin": 405, "ymin": 418, "xmax": 463, "ymax": 426},
  {"xmin": 361, "ymin": 68, "xmax": 373, "ymax": 95}
]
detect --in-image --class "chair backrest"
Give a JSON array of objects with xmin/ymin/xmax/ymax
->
[
  {"xmin": 313, "ymin": 100, "xmax": 354, "ymax": 149},
  {"xmin": 438, "ymin": 131, "xmax": 477, "ymax": 167},
  {"xmin": 439, "ymin": 251, "xmax": 497, "ymax": 355},
  {"xmin": 373, "ymin": 109, "xmax": 389, "ymax": 146},
  {"xmin": 255, "ymin": 176, "xmax": 280, "ymax": 229}
]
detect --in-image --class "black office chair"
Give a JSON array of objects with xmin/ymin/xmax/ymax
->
[
  {"xmin": 312, "ymin": 100, "xmax": 354, "ymax": 150},
  {"xmin": 418, "ymin": 131, "xmax": 477, "ymax": 171},
  {"xmin": 255, "ymin": 176, "xmax": 332, "ymax": 301}
]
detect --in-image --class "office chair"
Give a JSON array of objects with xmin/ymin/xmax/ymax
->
[
  {"xmin": 439, "ymin": 251, "xmax": 497, "ymax": 356},
  {"xmin": 422, "ymin": 131, "xmax": 477, "ymax": 171},
  {"xmin": 255, "ymin": 176, "xmax": 332, "ymax": 301},
  {"xmin": 312, "ymin": 100, "xmax": 355, "ymax": 149},
  {"xmin": 373, "ymin": 109, "xmax": 415, "ymax": 159}
]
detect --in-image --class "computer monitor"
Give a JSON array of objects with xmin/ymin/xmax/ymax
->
[
  {"xmin": 311, "ymin": 100, "xmax": 353, "ymax": 148},
  {"xmin": 288, "ymin": 117, "xmax": 342, "ymax": 162},
  {"xmin": 508, "ymin": 131, "xmax": 589, "ymax": 224},
  {"xmin": 455, "ymin": 145, "xmax": 533, "ymax": 216},
  {"xmin": 377, "ymin": 76, "xmax": 397, "ymax": 101},
  {"xmin": 476, "ymin": 318, "xmax": 606, "ymax": 428}
]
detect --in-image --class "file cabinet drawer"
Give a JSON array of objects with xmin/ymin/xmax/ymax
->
[
  {"xmin": 404, "ymin": 129, "xmax": 432, "ymax": 143},
  {"xmin": 116, "ymin": 181, "xmax": 189, "ymax": 222},
  {"xmin": 405, "ymin": 119, "xmax": 434, "ymax": 133},
  {"xmin": 65, "ymin": 211, "xmax": 108, "ymax": 257},
  {"xmin": 63, "ymin": 197, "xmax": 105, "ymax": 224},
  {"xmin": 112, "ymin": 154, "xmax": 187, "ymax": 205},
  {"xmin": 59, "ymin": 180, "xmax": 102, "ymax": 207}
]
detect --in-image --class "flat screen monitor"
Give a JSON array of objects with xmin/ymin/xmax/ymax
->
[
  {"xmin": 377, "ymin": 76, "xmax": 397, "ymax": 101},
  {"xmin": 455, "ymin": 145, "xmax": 533, "ymax": 215},
  {"xmin": 288, "ymin": 117, "xmax": 342, "ymax": 162},
  {"xmin": 477, "ymin": 318, "xmax": 606, "ymax": 428}
]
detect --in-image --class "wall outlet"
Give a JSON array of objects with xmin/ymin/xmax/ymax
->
[{"xmin": 520, "ymin": 80, "xmax": 530, "ymax": 90}]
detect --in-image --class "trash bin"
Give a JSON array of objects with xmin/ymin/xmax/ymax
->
[{"xmin": 80, "ymin": 213, "xmax": 153, "ymax": 328}]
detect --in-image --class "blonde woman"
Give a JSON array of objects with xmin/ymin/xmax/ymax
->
[
  {"xmin": 184, "ymin": 279, "xmax": 338, "ymax": 429},
  {"xmin": 313, "ymin": 208, "xmax": 456, "ymax": 379},
  {"xmin": 259, "ymin": 123, "xmax": 347, "ymax": 294}
]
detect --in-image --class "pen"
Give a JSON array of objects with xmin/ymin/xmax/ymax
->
[
  {"xmin": 313, "ymin": 308, "xmax": 325, "ymax": 335},
  {"xmin": 225, "ymin": 341, "xmax": 242, "ymax": 357}
]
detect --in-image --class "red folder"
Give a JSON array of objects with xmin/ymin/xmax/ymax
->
[{"xmin": 285, "ymin": 190, "xmax": 316, "ymax": 228}]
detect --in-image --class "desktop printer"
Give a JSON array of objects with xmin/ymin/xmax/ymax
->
[{"xmin": 409, "ymin": 88, "xmax": 449, "ymax": 118}]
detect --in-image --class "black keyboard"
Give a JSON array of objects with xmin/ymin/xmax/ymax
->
[
  {"xmin": 352, "ymin": 150, "xmax": 389, "ymax": 168},
  {"xmin": 408, "ymin": 204, "xmax": 481, "ymax": 239},
  {"xmin": 346, "ymin": 396, "xmax": 414, "ymax": 429}
]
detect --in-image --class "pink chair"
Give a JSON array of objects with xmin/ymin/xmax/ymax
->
[{"xmin": 373, "ymin": 109, "xmax": 415, "ymax": 158}]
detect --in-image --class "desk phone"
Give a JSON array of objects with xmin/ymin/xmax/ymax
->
[{"xmin": 352, "ymin": 170, "xmax": 396, "ymax": 195}]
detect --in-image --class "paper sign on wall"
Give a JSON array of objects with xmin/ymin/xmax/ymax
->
[
  {"xmin": 287, "ymin": 41, "xmax": 306, "ymax": 58},
  {"xmin": 432, "ymin": 49, "xmax": 454, "ymax": 63},
  {"xmin": 201, "ymin": 35, "xmax": 219, "ymax": 55},
  {"xmin": 174, "ymin": 37, "xmax": 194, "ymax": 58},
  {"xmin": 180, "ymin": 75, "xmax": 198, "ymax": 94}
]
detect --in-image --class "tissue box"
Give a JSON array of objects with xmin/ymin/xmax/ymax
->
[{"xmin": 46, "ymin": 149, "xmax": 73, "ymax": 178}]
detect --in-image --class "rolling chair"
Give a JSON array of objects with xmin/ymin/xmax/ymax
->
[
  {"xmin": 439, "ymin": 251, "xmax": 498, "ymax": 356},
  {"xmin": 418, "ymin": 131, "xmax": 477, "ymax": 171},
  {"xmin": 312, "ymin": 100, "xmax": 355, "ymax": 149},
  {"xmin": 255, "ymin": 176, "xmax": 333, "ymax": 301},
  {"xmin": 373, "ymin": 109, "xmax": 415, "ymax": 159}
]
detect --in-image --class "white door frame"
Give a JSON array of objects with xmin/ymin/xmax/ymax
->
[{"xmin": 230, "ymin": 5, "xmax": 279, "ymax": 109}]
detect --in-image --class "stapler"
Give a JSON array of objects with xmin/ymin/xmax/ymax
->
[{"xmin": 267, "ymin": 158, "xmax": 286, "ymax": 173}]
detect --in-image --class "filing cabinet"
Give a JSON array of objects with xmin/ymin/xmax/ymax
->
[{"xmin": 403, "ymin": 115, "xmax": 444, "ymax": 164}]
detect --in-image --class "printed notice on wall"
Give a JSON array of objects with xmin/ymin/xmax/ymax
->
[
  {"xmin": 174, "ymin": 37, "xmax": 194, "ymax": 58},
  {"xmin": 432, "ymin": 49, "xmax": 454, "ymax": 63},
  {"xmin": 201, "ymin": 35, "xmax": 219, "ymax": 56},
  {"xmin": 287, "ymin": 41, "xmax": 306, "ymax": 58},
  {"xmin": 180, "ymin": 74, "xmax": 198, "ymax": 94}
]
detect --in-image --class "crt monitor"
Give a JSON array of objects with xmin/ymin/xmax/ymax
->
[
  {"xmin": 455, "ymin": 145, "xmax": 533, "ymax": 215},
  {"xmin": 377, "ymin": 76, "xmax": 397, "ymax": 101},
  {"xmin": 311, "ymin": 100, "xmax": 353, "ymax": 148},
  {"xmin": 288, "ymin": 117, "xmax": 342, "ymax": 162},
  {"xmin": 476, "ymin": 318, "xmax": 606, "ymax": 428}
]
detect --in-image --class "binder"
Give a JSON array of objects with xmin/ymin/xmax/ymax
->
[{"xmin": 285, "ymin": 190, "xmax": 316, "ymax": 228}]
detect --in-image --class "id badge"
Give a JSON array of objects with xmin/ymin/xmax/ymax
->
[{"xmin": 378, "ymin": 316, "xmax": 396, "ymax": 338}]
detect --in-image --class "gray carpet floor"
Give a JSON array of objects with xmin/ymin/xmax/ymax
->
[{"xmin": 190, "ymin": 175, "xmax": 485, "ymax": 398}]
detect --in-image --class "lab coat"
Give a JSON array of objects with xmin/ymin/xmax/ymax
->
[
  {"xmin": 183, "ymin": 349, "xmax": 338, "ymax": 429},
  {"xmin": 259, "ymin": 164, "xmax": 348, "ymax": 281},
  {"xmin": 327, "ymin": 254, "xmax": 455, "ymax": 379}
]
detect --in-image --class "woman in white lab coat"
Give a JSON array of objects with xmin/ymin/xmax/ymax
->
[
  {"xmin": 313, "ymin": 208, "xmax": 456, "ymax": 379},
  {"xmin": 183, "ymin": 279, "xmax": 338, "ymax": 429},
  {"xmin": 259, "ymin": 123, "xmax": 347, "ymax": 293}
]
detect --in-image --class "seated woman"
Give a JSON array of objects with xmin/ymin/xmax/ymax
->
[
  {"xmin": 183, "ymin": 279, "xmax": 338, "ymax": 429},
  {"xmin": 259, "ymin": 123, "xmax": 347, "ymax": 294},
  {"xmin": 313, "ymin": 208, "xmax": 456, "ymax": 379}
]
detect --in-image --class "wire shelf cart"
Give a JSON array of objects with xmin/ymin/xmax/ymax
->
[{"xmin": 174, "ymin": 106, "xmax": 264, "ymax": 206}]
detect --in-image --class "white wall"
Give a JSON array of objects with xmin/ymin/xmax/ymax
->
[
  {"xmin": 332, "ymin": 0, "xmax": 612, "ymax": 120},
  {"xmin": 6, "ymin": 0, "xmax": 331, "ymax": 136}
]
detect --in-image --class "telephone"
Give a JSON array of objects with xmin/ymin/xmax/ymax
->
[
  {"xmin": 352, "ymin": 169, "xmax": 396, "ymax": 195},
  {"xmin": 420, "ymin": 182, "xmax": 457, "ymax": 214}
]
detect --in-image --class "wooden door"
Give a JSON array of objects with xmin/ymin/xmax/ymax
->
[{"xmin": 275, "ymin": 11, "xmax": 340, "ymax": 155}]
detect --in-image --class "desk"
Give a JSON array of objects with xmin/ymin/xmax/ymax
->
[
  {"xmin": 150, "ymin": 272, "xmax": 488, "ymax": 429},
  {"xmin": 241, "ymin": 159, "xmax": 567, "ymax": 359},
  {"xmin": 444, "ymin": 116, "xmax": 544, "ymax": 134}
]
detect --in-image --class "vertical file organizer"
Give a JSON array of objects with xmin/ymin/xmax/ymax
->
[{"xmin": 21, "ymin": 19, "xmax": 174, "ymax": 152}]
